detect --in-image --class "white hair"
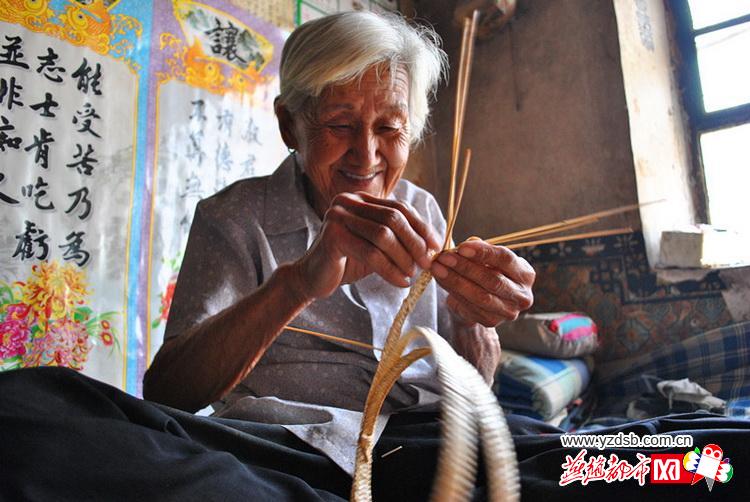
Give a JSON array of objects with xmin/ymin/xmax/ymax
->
[{"xmin": 277, "ymin": 10, "xmax": 448, "ymax": 145}]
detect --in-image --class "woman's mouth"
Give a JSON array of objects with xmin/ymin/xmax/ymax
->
[{"xmin": 339, "ymin": 170, "xmax": 380, "ymax": 182}]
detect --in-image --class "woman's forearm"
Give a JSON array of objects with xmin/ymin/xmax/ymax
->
[{"xmin": 142, "ymin": 263, "xmax": 313, "ymax": 412}]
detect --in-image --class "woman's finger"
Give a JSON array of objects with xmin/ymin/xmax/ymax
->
[
  {"xmin": 445, "ymin": 292, "xmax": 512, "ymax": 327},
  {"xmin": 328, "ymin": 203, "xmax": 416, "ymax": 277},
  {"xmin": 433, "ymin": 258, "xmax": 514, "ymax": 312},
  {"xmin": 348, "ymin": 192, "xmax": 441, "ymax": 269},
  {"xmin": 356, "ymin": 192, "xmax": 442, "ymax": 248},
  {"xmin": 324, "ymin": 205, "xmax": 411, "ymax": 288},
  {"xmin": 455, "ymin": 240, "xmax": 536, "ymax": 287},
  {"xmin": 433, "ymin": 250, "xmax": 534, "ymax": 311}
]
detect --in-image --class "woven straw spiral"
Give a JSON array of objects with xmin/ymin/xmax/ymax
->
[{"xmin": 351, "ymin": 270, "xmax": 520, "ymax": 501}]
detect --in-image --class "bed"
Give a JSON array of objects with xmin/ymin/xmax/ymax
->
[{"xmin": 3, "ymin": 324, "xmax": 750, "ymax": 501}]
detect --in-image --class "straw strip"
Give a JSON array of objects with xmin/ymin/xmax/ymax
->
[
  {"xmin": 483, "ymin": 200, "xmax": 663, "ymax": 246},
  {"xmin": 457, "ymin": 9, "xmax": 480, "ymax": 140},
  {"xmin": 384, "ymin": 269, "xmax": 433, "ymax": 353},
  {"xmin": 284, "ymin": 326, "xmax": 381, "ymax": 352},
  {"xmin": 443, "ymin": 148, "xmax": 472, "ymax": 250},
  {"xmin": 380, "ymin": 446, "xmax": 403, "ymax": 458},
  {"xmin": 486, "ymin": 205, "xmax": 634, "ymax": 244},
  {"xmin": 504, "ymin": 227, "xmax": 633, "ymax": 249},
  {"xmin": 487, "ymin": 218, "xmax": 595, "ymax": 245},
  {"xmin": 447, "ymin": 11, "xmax": 479, "ymax": 238},
  {"xmin": 447, "ymin": 16, "xmax": 472, "ymax": 227}
]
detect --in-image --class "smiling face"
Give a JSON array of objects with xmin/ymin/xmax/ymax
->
[{"xmin": 279, "ymin": 65, "xmax": 412, "ymax": 217}]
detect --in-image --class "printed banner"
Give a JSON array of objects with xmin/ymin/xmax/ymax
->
[
  {"xmin": 0, "ymin": 0, "xmax": 287, "ymax": 395},
  {"xmin": 0, "ymin": 0, "xmax": 149, "ymax": 390},
  {"xmin": 145, "ymin": 0, "xmax": 287, "ymax": 391}
]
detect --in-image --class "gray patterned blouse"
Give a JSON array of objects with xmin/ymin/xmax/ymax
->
[{"xmin": 164, "ymin": 155, "xmax": 454, "ymax": 474}]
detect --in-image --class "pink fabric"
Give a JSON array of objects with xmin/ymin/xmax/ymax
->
[
  {"xmin": 561, "ymin": 325, "xmax": 598, "ymax": 342},
  {"xmin": 549, "ymin": 313, "xmax": 586, "ymax": 334}
]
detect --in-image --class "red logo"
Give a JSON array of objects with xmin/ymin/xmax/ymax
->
[{"xmin": 650, "ymin": 454, "xmax": 692, "ymax": 484}]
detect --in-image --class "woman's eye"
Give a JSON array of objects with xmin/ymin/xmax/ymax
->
[{"xmin": 327, "ymin": 124, "xmax": 351, "ymax": 130}]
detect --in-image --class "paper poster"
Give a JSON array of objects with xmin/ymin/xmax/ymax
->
[
  {"xmin": 229, "ymin": 0, "xmax": 296, "ymax": 30},
  {"xmin": 145, "ymin": 0, "xmax": 287, "ymax": 389},
  {"xmin": 0, "ymin": 0, "xmax": 287, "ymax": 395},
  {"xmin": 0, "ymin": 0, "xmax": 148, "ymax": 389}
]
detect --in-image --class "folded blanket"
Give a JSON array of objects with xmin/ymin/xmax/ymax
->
[
  {"xmin": 494, "ymin": 350, "xmax": 594, "ymax": 420},
  {"xmin": 596, "ymin": 321, "xmax": 750, "ymax": 415}
]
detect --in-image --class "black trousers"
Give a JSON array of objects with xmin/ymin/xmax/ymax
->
[{"xmin": 1, "ymin": 367, "xmax": 748, "ymax": 501}]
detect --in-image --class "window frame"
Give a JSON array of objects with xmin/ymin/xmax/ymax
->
[{"xmin": 669, "ymin": 1, "xmax": 750, "ymax": 224}]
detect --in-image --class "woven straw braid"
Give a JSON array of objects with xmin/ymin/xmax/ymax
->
[
  {"xmin": 351, "ymin": 269, "xmax": 520, "ymax": 502},
  {"xmin": 383, "ymin": 270, "xmax": 434, "ymax": 353}
]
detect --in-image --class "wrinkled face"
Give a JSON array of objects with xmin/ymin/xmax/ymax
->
[{"xmin": 287, "ymin": 66, "xmax": 411, "ymax": 216}]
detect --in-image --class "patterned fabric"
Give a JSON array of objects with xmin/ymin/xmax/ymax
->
[
  {"xmin": 549, "ymin": 313, "xmax": 598, "ymax": 341},
  {"xmin": 595, "ymin": 321, "xmax": 750, "ymax": 415},
  {"xmin": 515, "ymin": 231, "xmax": 733, "ymax": 362},
  {"xmin": 497, "ymin": 312, "xmax": 598, "ymax": 358},
  {"xmin": 494, "ymin": 350, "xmax": 594, "ymax": 421}
]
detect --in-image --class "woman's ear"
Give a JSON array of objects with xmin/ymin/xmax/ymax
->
[{"xmin": 274, "ymin": 98, "xmax": 298, "ymax": 150}]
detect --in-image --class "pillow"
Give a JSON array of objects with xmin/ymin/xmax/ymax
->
[
  {"xmin": 497, "ymin": 312, "xmax": 598, "ymax": 358},
  {"xmin": 494, "ymin": 350, "xmax": 594, "ymax": 421}
]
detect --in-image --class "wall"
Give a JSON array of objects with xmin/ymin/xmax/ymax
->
[
  {"xmin": 411, "ymin": 0, "xmax": 750, "ymax": 361},
  {"xmin": 612, "ymin": 0, "xmax": 697, "ymax": 265},
  {"xmin": 414, "ymin": 0, "xmax": 641, "ymax": 243}
]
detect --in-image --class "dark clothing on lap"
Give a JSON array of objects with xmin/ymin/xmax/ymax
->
[{"xmin": 1, "ymin": 367, "xmax": 748, "ymax": 501}]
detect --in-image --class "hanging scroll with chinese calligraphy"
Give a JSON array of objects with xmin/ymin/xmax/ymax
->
[
  {"xmin": 0, "ymin": 0, "xmax": 287, "ymax": 395},
  {"xmin": 144, "ymin": 0, "xmax": 287, "ymax": 392},
  {"xmin": 0, "ymin": 0, "xmax": 147, "ymax": 389}
]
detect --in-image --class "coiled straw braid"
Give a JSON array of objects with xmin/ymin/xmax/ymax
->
[
  {"xmin": 350, "ymin": 11, "xmax": 521, "ymax": 501},
  {"xmin": 350, "ymin": 290, "xmax": 521, "ymax": 501}
]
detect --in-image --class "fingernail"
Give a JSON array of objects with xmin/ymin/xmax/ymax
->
[
  {"xmin": 437, "ymin": 253, "xmax": 457, "ymax": 267},
  {"xmin": 458, "ymin": 246, "xmax": 476, "ymax": 258},
  {"xmin": 432, "ymin": 262, "xmax": 449, "ymax": 279}
]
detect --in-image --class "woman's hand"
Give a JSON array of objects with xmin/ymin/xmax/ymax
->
[
  {"xmin": 430, "ymin": 240, "xmax": 534, "ymax": 382},
  {"xmin": 294, "ymin": 192, "xmax": 442, "ymax": 300},
  {"xmin": 431, "ymin": 240, "xmax": 535, "ymax": 328}
]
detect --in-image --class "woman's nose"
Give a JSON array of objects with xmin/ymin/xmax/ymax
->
[{"xmin": 349, "ymin": 129, "xmax": 379, "ymax": 168}]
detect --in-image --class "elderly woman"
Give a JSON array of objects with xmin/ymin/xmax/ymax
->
[
  {"xmin": 6, "ymin": 10, "xmax": 750, "ymax": 502},
  {"xmin": 143, "ymin": 9, "xmax": 534, "ymax": 482}
]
